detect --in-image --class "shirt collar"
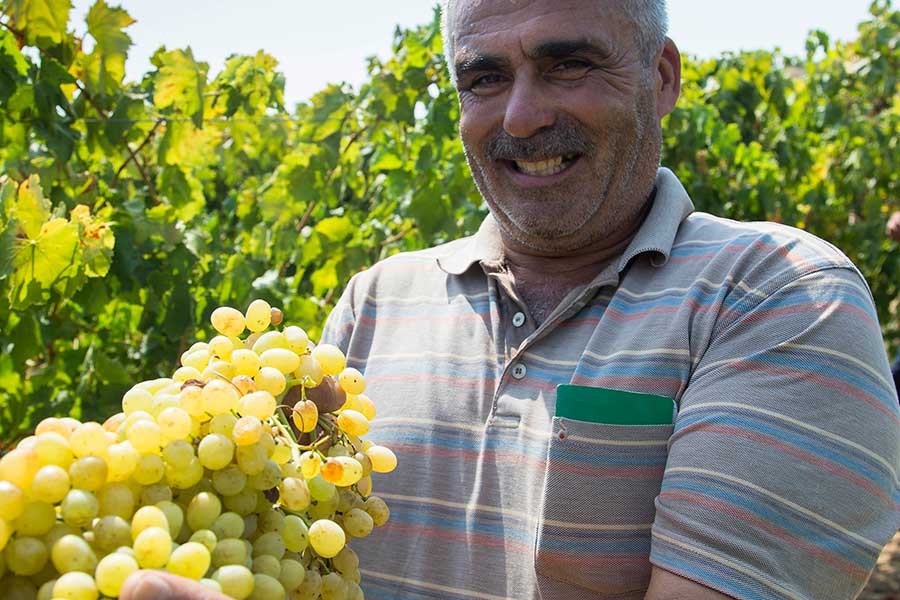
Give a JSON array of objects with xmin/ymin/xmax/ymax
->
[{"xmin": 436, "ymin": 167, "xmax": 695, "ymax": 276}]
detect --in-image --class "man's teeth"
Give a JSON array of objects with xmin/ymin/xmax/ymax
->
[{"xmin": 513, "ymin": 156, "xmax": 572, "ymax": 176}]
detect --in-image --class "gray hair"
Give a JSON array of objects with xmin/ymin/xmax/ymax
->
[{"xmin": 440, "ymin": 0, "xmax": 669, "ymax": 85}]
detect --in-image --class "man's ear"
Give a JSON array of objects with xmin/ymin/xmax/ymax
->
[{"xmin": 655, "ymin": 37, "xmax": 681, "ymax": 119}]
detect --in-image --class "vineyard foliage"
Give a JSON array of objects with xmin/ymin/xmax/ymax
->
[{"xmin": 0, "ymin": 1, "xmax": 898, "ymax": 441}]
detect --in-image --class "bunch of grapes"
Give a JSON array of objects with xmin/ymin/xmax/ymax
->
[{"xmin": 0, "ymin": 299, "xmax": 396, "ymax": 600}]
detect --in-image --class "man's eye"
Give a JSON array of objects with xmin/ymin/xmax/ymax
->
[
  {"xmin": 470, "ymin": 74, "xmax": 505, "ymax": 89},
  {"xmin": 550, "ymin": 59, "xmax": 592, "ymax": 75}
]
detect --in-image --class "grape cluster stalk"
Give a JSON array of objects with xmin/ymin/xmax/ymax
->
[{"xmin": 0, "ymin": 299, "xmax": 396, "ymax": 600}]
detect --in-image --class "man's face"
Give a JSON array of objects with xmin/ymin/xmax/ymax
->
[{"xmin": 452, "ymin": 0, "xmax": 670, "ymax": 255}]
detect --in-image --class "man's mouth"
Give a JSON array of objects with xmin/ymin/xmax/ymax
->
[{"xmin": 509, "ymin": 154, "xmax": 580, "ymax": 177}]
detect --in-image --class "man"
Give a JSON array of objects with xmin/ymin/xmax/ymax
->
[{"xmin": 123, "ymin": 0, "xmax": 900, "ymax": 598}]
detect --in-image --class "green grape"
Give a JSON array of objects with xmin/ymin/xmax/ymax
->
[
  {"xmin": 308, "ymin": 490, "xmax": 339, "ymax": 521},
  {"xmin": 52, "ymin": 570, "xmax": 98, "ymax": 600},
  {"xmin": 140, "ymin": 482, "xmax": 173, "ymax": 505},
  {"xmin": 98, "ymin": 482, "xmax": 136, "ymax": 519},
  {"xmin": 187, "ymin": 492, "xmax": 223, "ymax": 532},
  {"xmin": 249, "ymin": 573, "xmax": 285, "ymax": 600},
  {"xmin": 199, "ymin": 578, "xmax": 223, "ymax": 593},
  {"xmin": 198, "ymin": 434, "xmax": 235, "ymax": 471},
  {"xmin": 5, "ymin": 536, "xmax": 48, "ymax": 575},
  {"xmin": 122, "ymin": 387, "xmax": 154, "ymax": 415},
  {"xmin": 133, "ymin": 526, "xmax": 172, "ymax": 568},
  {"xmin": 167, "ymin": 541, "xmax": 212, "ymax": 580},
  {"xmin": 243, "ymin": 514, "xmax": 259, "ymax": 538},
  {"xmin": 308, "ymin": 519, "xmax": 345, "ymax": 558},
  {"xmin": 162, "ymin": 440, "xmax": 195, "ymax": 468},
  {"xmin": 282, "ymin": 515, "xmax": 309, "ymax": 553},
  {"xmin": 295, "ymin": 355, "xmax": 325, "ymax": 388},
  {"xmin": 211, "ymin": 512, "xmax": 245, "ymax": 540},
  {"xmin": 251, "ymin": 554, "xmax": 281, "ymax": 578},
  {"xmin": 293, "ymin": 567, "xmax": 322, "ymax": 599},
  {"xmin": 280, "ymin": 477, "xmax": 311, "ymax": 512},
  {"xmin": 13, "ymin": 501, "xmax": 56, "ymax": 536},
  {"xmin": 189, "ymin": 528, "xmax": 218, "ymax": 553},
  {"xmin": 321, "ymin": 571, "xmax": 348, "ymax": 600},
  {"xmin": 279, "ymin": 557, "xmax": 306, "ymax": 591},
  {"xmin": 37, "ymin": 578, "xmax": 56, "ymax": 600},
  {"xmin": 364, "ymin": 496, "xmax": 390, "ymax": 526},
  {"xmin": 155, "ymin": 501, "xmax": 184, "ymax": 538},
  {"xmin": 60, "ymin": 489, "xmax": 99, "ymax": 528},
  {"xmin": 68, "ymin": 456, "xmax": 108, "ymax": 491},
  {"xmin": 222, "ymin": 487, "xmax": 259, "ymax": 516},
  {"xmin": 95, "ymin": 552, "xmax": 138, "ymax": 597},
  {"xmin": 342, "ymin": 508, "xmax": 374, "ymax": 538},
  {"xmin": 211, "ymin": 538, "xmax": 248, "ymax": 568},
  {"xmin": 236, "ymin": 443, "xmax": 267, "ymax": 475},
  {"xmin": 332, "ymin": 546, "xmax": 359, "ymax": 574},
  {"xmin": 166, "ymin": 456, "xmax": 204, "ymax": 489},
  {"xmin": 250, "ymin": 460, "xmax": 282, "ymax": 491},
  {"xmin": 212, "ymin": 465, "xmax": 247, "ymax": 496},
  {"xmin": 50, "ymin": 535, "xmax": 97, "ymax": 574},
  {"xmin": 133, "ymin": 453, "xmax": 165, "ymax": 485},
  {"xmin": 252, "ymin": 531, "xmax": 285, "ymax": 560},
  {"xmin": 214, "ymin": 564, "xmax": 255, "ymax": 600},
  {"xmin": 34, "ymin": 432, "xmax": 74, "ymax": 470},
  {"xmin": 298, "ymin": 452, "xmax": 321, "ymax": 480},
  {"xmin": 346, "ymin": 580, "xmax": 365, "ymax": 600},
  {"xmin": 307, "ymin": 474, "xmax": 336, "ymax": 502},
  {"xmin": 0, "ymin": 481, "xmax": 25, "ymax": 522},
  {"xmin": 131, "ymin": 505, "xmax": 169, "ymax": 539},
  {"xmin": 91, "ymin": 516, "xmax": 132, "ymax": 553},
  {"xmin": 106, "ymin": 442, "xmax": 140, "ymax": 481},
  {"xmin": 258, "ymin": 508, "xmax": 285, "ymax": 533}
]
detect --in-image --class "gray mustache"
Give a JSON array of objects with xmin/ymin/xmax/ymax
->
[{"xmin": 485, "ymin": 123, "xmax": 596, "ymax": 162}]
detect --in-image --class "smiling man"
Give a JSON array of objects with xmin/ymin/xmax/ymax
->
[{"xmin": 123, "ymin": 1, "xmax": 900, "ymax": 599}]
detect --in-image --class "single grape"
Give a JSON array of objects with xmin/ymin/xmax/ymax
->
[
  {"xmin": 295, "ymin": 355, "xmax": 324, "ymax": 387},
  {"xmin": 231, "ymin": 348, "xmax": 262, "ymax": 378},
  {"xmin": 280, "ymin": 477, "xmax": 311, "ymax": 512},
  {"xmin": 260, "ymin": 348, "xmax": 301, "ymax": 375},
  {"xmin": 311, "ymin": 344, "xmax": 346, "ymax": 376},
  {"xmin": 198, "ymin": 433, "xmax": 235, "ymax": 471},
  {"xmin": 232, "ymin": 416, "xmax": 264, "ymax": 446},
  {"xmin": 61, "ymin": 489, "xmax": 99, "ymax": 528},
  {"xmin": 34, "ymin": 432, "xmax": 74, "ymax": 469},
  {"xmin": 211, "ymin": 512, "xmax": 245, "ymax": 540},
  {"xmin": 343, "ymin": 508, "xmax": 375, "ymax": 538},
  {"xmin": 95, "ymin": 552, "xmax": 138, "ymax": 597},
  {"xmin": 366, "ymin": 445, "xmax": 398, "ymax": 473},
  {"xmin": 251, "ymin": 331, "xmax": 287, "ymax": 354},
  {"xmin": 106, "ymin": 441, "xmax": 140, "ymax": 481},
  {"xmin": 156, "ymin": 500, "xmax": 185, "ymax": 538},
  {"xmin": 252, "ymin": 531, "xmax": 286, "ymax": 559},
  {"xmin": 208, "ymin": 335, "xmax": 236, "ymax": 360},
  {"xmin": 133, "ymin": 453, "xmax": 165, "ymax": 485},
  {"xmin": 211, "ymin": 306, "xmax": 246, "ymax": 337},
  {"xmin": 132, "ymin": 505, "xmax": 170, "ymax": 539},
  {"xmin": 126, "ymin": 419, "xmax": 162, "ymax": 454},
  {"xmin": 249, "ymin": 573, "xmax": 285, "ymax": 600},
  {"xmin": 321, "ymin": 571, "xmax": 348, "ymax": 600},
  {"xmin": 14, "ymin": 501, "xmax": 56, "ymax": 536},
  {"xmin": 212, "ymin": 464, "xmax": 247, "ymax": 496},
  {"xmin": 189, "ymin": 528, "xmax": 218, "ymax": 553},
  {"xmin": 52, "ymin": 570, "xmax": 98, "ymax": 600},
  {"xmin": 251, "ymin": 554, "xmax": 281, "ymax": 578},
  {"xmin": 0, "ymin": 447, "xmax": 41, "ymax": 490},
  {"xmin": 291, "ymin": 400, "xmax": 318, "ymax": 433},
  {"xmin": 0, "ymin": 481, "xmax": 25, "ymax": 521},
  {"xmin": 187, "ymin": 491, "xmax": 223, "ymax": 532},
  {"xmin": 279, "ymin": 557, "xmax": 306, "ymax": 591},
  {"xmin": 133, "ymin": 526, "xmax": 172, "ymax": 568},
  {"xmin": 245, "ymin": 299, "xmax": 272, "ymax": 332},
  {"xmin": 201, "ymin": 380, "xmax": 241, "ymax": 416},
  {"xmin": 283, "ymin": 326, "xmax": 309, "ymax": 355},
  {"xmin": 50, "ymin": 534, "xmax": 97, "ymax": 574},
  {"xmin": 211, "ymin": 538, "xmax": 248, "ymax": 568},
  {"xmin": 308, "ymin": 519, "xmax": 346, "ymax": 558},
  {"xmin": 167, "ymin": 541, "xmax": 212, "ymax": 580},
  {"xmin": 5, "ymin": 536, "xmax": 48, "ymax": 575},
  {"xmin": 337, "ymin": 368, "xmax": 366, "ymax": 395},
  {"xmin": 98, "ymin": 482, "xmax": 136, "ymax": 519},
  {"xmin": 92, "ymin": 515, "xmax": 132, "ymax": 553},
  {"xmin": 332, "ymin": 546, "xmax": 359, "ymax": 574},
  {"xmin": 336, "ymin": 409, "xmax": 370, "ymax": 437}
]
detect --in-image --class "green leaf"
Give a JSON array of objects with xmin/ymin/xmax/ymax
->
[
  {"xmin": 7, "ymin": 217, "xmax": 80, "ymax": 308},
  {"xmin": 152, "ymin": 47, "xmax": 208, "ymax": 127},
  {"xmin": 70, "ymin": 204, "xmax": 115, "ymax": 277},
  {"xmin": 314, "ymin": 216, "xmax": 353, "ymax": 242},
  {"xmin": 81, "ymin": 0, "xmax": 134, "ymax": 95},
  {"xmin": 158, "ymin": 166, "xmax": 205, "ymax": 222},
  {"xmin": 0, "ymin": 29, "xmax": 30, "ymax": 102},
  {"xmin": 10, "ymin": 176, "xmax": 51, "ymax": 239},
  {"xmin": 4, "ymin": 0, "xmax": 72, "ymax": 46}
]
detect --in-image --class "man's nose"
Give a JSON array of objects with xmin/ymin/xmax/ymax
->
[{"xmin": 502, "ymin": 78, "xmax": 556, "ymax": 139}]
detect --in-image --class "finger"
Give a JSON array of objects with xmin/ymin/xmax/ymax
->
[{"xmin": 119, "ymin": 571, "xmax": 229, "ymax": 600}]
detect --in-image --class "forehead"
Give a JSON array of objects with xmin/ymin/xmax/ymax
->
[{"xmin": 452, "ymin": 0, "xmax": 633, "ymax": 58}]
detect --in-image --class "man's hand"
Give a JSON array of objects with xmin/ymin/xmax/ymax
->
[
  {"xmin": 119, "ymin": 571, "xmax": 229, "ymax": 600},
  {"xmin": 886, "ymin": 211, "xmax": 900, "ymax": 241}
]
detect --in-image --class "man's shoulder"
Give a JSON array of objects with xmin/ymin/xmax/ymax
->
[{"xmin": 677, "ymin": 211, "xmax": 857, "ymax": 272}]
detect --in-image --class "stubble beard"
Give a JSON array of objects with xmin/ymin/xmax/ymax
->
[{"xmin": 463, "ymin": 87, "xmax": 662, "ymax": 255}]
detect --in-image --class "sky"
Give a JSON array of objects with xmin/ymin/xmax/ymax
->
[{"xmin": 69, "ymin": 0, "xmax": 875, "ymax": 107}]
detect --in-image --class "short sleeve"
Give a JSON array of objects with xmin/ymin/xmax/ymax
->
[
  {"xmin": 319, "ymin": 278, "xmax": 358, "ymax": 354},
  {"xmin": 651, "ymin": 267, "xmax": 900, "ymax": 600}
]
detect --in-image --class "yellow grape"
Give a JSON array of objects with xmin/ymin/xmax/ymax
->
[
  {"xmin": 245, "ymin": 299, "xmax": 272, "ymax": 332},
  {"xmin": 355, "ymin": 394, "xmax": 377, "ymax": 420},
  {"xmin": 182, "ymin": 349, "xmax": 211, "ymax": 372},
  {"xmin": 283, "ymin": 326, "xmax": 310, "ymax": 355},
  {"xmin": 52, "ymin": 571, "xmax": 98, "ymax": 600},
  {"xmin": 0, "ymin": 481, "xmax": 25, "ymax": 521},
  {"xmin": 203, "ymin": 360, "xmax": 236, "ymax": 382},
  {"xmin": 291, "ymin": 400, "xmax": 318, "ymax": 433},
  {"xmin": 201, "ymin": 380, "xmax": 240, "ymax": 416},
  {"xmin": 259, "ymin": 348, "xmax": 301, "ymax": 375},
  {"xmin": 299, "ymin": 451, "xmax": 322, "ymax": 479},
  {"xmin": 337, "ymin": 410, "xmax": 370, "ymax": 437},
  {"xmin": 157, "ymin": 407, "xmax": 192, "ymax": 442},
  {"xmin": 95, "ymin": 552, "xmax": 138, "ymax": 597},
  {"xmin": 106, "ymin": 442, "xmax": 139, "ymax": 481},
  {"xmin": 30, "ymin": 465, "xmax": 70, "ymax": 504},
  {"xmin": 172, "ymin": 365, "xmax": 203, "ymax": 382},
  {"xmin": 232, "ymin": 375, "xmax": 257, "ymax": 395},
  {"xmin": 126, "ymin": 420, "xmax": 162, "ymax": 454},
  {"xmin": 337, "ymin": 368, "xmax": 366, "ymax": 395},
  {"xmin": 133, "ymin": 526, "xmax": 172, "ymax": 568},
  {"xmin": 232, "ymin": 416, "xmax": 263, "ymax": 446},
  {"xmin": 0, "ymin": 517, "xmax": 10, "ymax": 552},
  {"xmin": 231, "ymin": 349, "xmax": 262, "ymax": 378},
  {"xmin": 208, "ymin": 335, "xmax": 235, "ymax": 360},
  {"xmin": 357, "ymin": 474, "xmax": 373, "ymax": 497},
  {"xmin": 252, "ymin": 331, "xmax": 287, "ymax": 354},
  {"xmin": 253, "ymin": 366, "xmax": 286, "ymax": 396},
  {"xmin": 311, "ymin": 344, "xmax": 346, "ymax": 376},
  {"xmin": 121, "ymin": 387, "xmax": 153, "ymax": 415},
  {"xmin": 178, "ymin": 385, "xmax": 206, "ymax": 417},
  {"xmin": 211, "ymin": 306, "xmax": 246, "ymax": 337},
  {"xmin": 0, "ymin": 447, "xmax": 41, "ymax": 490},
  {"xmin": 238, "ymin": 391, "xmax": 277, "ymax": 420},
  {"xmin": 320, "ymin": 458, "xmax": 344, "ymax": 484},
  {"xmin": 295, "ymin": 355, "xmax": 324, "ymax": 387},
  {"xmin": 366, "ymin": 445, "xmax": 398, "ymax": 473},
  {"xmin": 333, "ymin": 457, "xmax": 363, "ymax": 487},
  {"xmin": 308, "ymin": 519, "xmax": 345, "ymax": 558},
  {"xmin": 168, "ymin": 542, "xmax": 212, "ymax": 580},
  {"xmin": 13, "ymin": 501, "xmax": 56, "ymax": 536}
]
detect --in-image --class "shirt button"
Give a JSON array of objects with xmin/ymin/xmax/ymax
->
[
  {"xmin": 512, "ymin": 312, "xmax": 526, "ymax": 328},
  {"xmin": 511, "ymin": 363, "xmax": 527, "ymax": 380}
]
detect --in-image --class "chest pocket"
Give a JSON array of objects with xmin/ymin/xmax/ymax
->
[{"xmin": 535, "ymin": 417, "xmax": 673, "ymax": 599}]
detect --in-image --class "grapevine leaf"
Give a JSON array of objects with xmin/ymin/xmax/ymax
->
[
  {"xmin": 0, "ymin": 29, "xmax": 30, "ymax": 102},
  {"xmin": 314, "ymin": 216, "xmax": 353, "ymax": 242},
  {"xmin": 4, "ymin": 0, "xmax": 72, "ymax": 46},
  {"xmin": 152, "ymin": 47, "xmax": 207, "ymax": 127},
  {"xmin": 70, "ymin": 204, "xmax": 115, "ymax": 277},
  {"xmin": 8, "ymin": 217, "xmax": 80, "ymax": 308},
  {"xmin": 81, "ymin": 0, "xmax": 134, "ymax": 95},
  {"xmin": 12, "ymin": 176, "xmax": 51, "ymax": 239}
]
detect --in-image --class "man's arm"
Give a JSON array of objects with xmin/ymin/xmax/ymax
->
[{"xmin": 645, "ymin": 566, "xmax": 735, "ymax": 600}]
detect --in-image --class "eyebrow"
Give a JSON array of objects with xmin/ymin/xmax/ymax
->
[{"xmin": 454, "ymin": 38, "xmax": 613, "ymax": 80}]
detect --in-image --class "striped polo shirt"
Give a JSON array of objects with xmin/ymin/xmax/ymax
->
[{"xmin": 321, "ymin": 168, "xmax": 900, "ymax": 600}]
